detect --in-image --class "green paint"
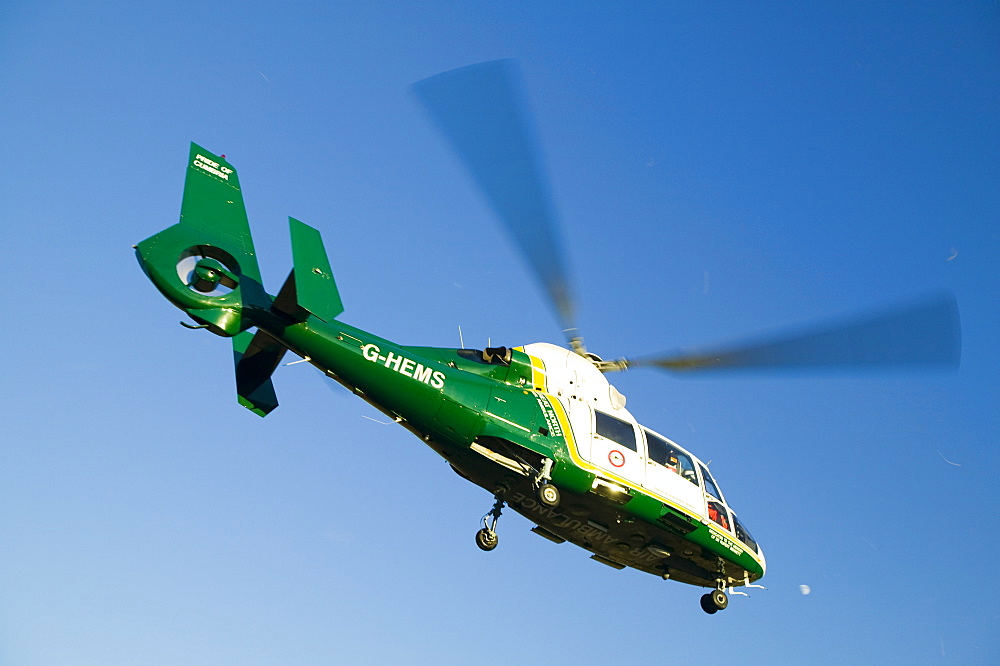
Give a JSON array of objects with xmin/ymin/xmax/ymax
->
[{"xmin": 136, "ymin": 144, "xmax": 765, "ymax": 591}]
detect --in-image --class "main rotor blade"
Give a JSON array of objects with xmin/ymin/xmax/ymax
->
[
  {"xmin": 412, "ymin": 60, "xmax": 578, "ymax": 344},
  {"xmin": 624, "ymin": 295, "xmax": 961, "ymax": 373}
]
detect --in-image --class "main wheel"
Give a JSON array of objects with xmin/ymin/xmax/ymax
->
[
  {"xmin": 538, "ymin": 483, "xmax": 561, "ymax": 507},
  {"xmin": 700, "ymin": 594, "xmax": 718, "ymax": 614},
  {"xmin": 711, "ymin": 589, "xmax": 728, "ymax": 610},
  {"xmin": 475, "ymin": 528, "xmax": 499, "ymax": 551}
]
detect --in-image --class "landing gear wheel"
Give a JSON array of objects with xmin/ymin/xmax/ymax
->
[
  {"xmin": 538, "ymin": 483, "xmax": 560, "ymax": 507},
  {"xmin": 475, "ymin": 528, "xmax": 498, "ymax": 551},
  {"xmin": 700, "ymin": 589, "xmax": 729, "ymax": 614}
]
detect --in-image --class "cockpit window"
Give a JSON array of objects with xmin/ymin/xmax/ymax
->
[
  {"xmin": 595, "ymin": 411, "xmax": 636, "ymax": 451},
  {"xmin": 644, "ymin": 430, "xmax": 698, "ymax": 485},
  {"xmin": 707, "ymin": 500, "xmax": 731, "ymax": 531},
  {"xmin": 699, "ymin": 464, "xmax": 723, "ymax": 501},
  {"xmin": 455, "ymin": 347, "xmax": 511, "ymax": 366},
  {"xmin": 733, "ymin": 516, "xmax": 758, "ymax": 553},
  {"xmin": 456, "ymin": 349, "xmax": 488, "ymax": 364}
]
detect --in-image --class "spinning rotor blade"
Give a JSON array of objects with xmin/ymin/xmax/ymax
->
[
  {"xmin": 412, "ymin": 60, "xmax": 579, "ymax": 348},
  {"xmin": 613, "ymin": 296, "xmax": 961, "ymax": 374}
]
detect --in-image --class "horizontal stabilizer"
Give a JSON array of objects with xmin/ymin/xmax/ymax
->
[
  {"xmin": 273, "ymin": 218, "xmax": 344, "ymax": 322},
  {"xmin": 233, "ymin": 330, "xmax": 287, "ymax": 417}
]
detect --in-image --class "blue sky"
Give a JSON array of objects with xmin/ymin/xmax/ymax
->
[{"xmin": 2, "ymin": 2, "xmax": 998, "ymax": 664}]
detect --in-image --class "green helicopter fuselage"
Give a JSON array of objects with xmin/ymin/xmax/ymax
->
[{"xmin": 136, "ymin": 144, "xmax": 765, "ymax": 595}]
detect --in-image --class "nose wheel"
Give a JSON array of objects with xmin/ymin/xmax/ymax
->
[{"xmin": 476, "ymin": 496, "xmax": 505, "ymax": 552}]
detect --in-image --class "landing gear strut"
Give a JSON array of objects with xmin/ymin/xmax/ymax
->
[
  {"xmin": 700, "ymin": 582, "xmax": 729, "ymax": 614},
  {"xmin": 534, "ymin": 457, "xmax": 560, "ymax": 507},
  {"xmin": 476, "ymin": 496, "xmax": 505, "ymax": 552}
]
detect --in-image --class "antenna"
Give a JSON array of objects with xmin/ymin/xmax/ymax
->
[{"xmin": 458, "ymin": 325, "xmax": 465, "ymax": 349}]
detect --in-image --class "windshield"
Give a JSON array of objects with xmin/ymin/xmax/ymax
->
[
  {"xmin": 733, "ymin": 516, "xmax": 758, "ymax": 553},
  {"xmin": 699, "ymin": 464, "xmax": 723, "ymax": 501},
  {"xmin": 707, "ymin": 500, "xmax": 730, "ymax": 531}
]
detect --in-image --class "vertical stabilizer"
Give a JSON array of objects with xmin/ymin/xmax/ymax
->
[{"xmin": 135, "ymin": 144, "xmax": 269, "ymax": 336}]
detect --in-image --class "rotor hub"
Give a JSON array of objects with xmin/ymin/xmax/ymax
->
[{"xmin": 176, "ymin": 247, "xmax": 240, "ymax": 297}]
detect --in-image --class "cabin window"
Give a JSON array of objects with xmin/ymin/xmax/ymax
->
[
  {"xmin": 707, "ymin": 500, "xmax": 731, "ymax": 531},
  {"xmin": 733, "ymin": 516, "xmax": 758, "ymax": 553},
  {"xmin": 700, "ymin": 464, "xmax": 723, "ymax": 501},
  {"xmin": 643, "ymin": 430, "xmax": 698, "ymax": 485},
  {"xmin": 595, "ymin": 410, "xmax": 636, "ymax": 451}
]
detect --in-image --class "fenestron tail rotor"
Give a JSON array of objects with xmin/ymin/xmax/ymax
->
[
  {"xmin": 597, "ymin": 295, "xmax": 961, "ymax": 374},
  {"xmin": 176, "ymin": 248, "xmax": 239, "ymax": 297},
  {"xmin": 412, "ymin": 60, "xmax": 583, "ymax": 353}
]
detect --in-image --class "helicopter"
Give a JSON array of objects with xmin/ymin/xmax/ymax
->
[{"xmin": 134, "ymin": 61, "xmax": 960, "ymax": 614}]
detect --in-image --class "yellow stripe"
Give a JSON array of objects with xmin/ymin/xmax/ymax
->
[
  {"xmin": 513, "ymin": 347, "xmax": 547, "ymax": 392},
  {"xmin": 538, "ymin": 392, "xmax": 759, "ymax": 564},
  {"xmin": 527, "ymin": 354, "xmax": 547, "ymax": 392}
]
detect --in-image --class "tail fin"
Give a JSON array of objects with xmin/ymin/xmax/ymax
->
[
  {"xmin": 135, "ymin": 143, "xmax": 269, "ymax": 336},
  {"xmin": 233, "ymin": 329, "xmax": 286, "ymax": 416},
  {"xmin": 137, "ymin": 144, "xmax": 346, "ymax": 416}
]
